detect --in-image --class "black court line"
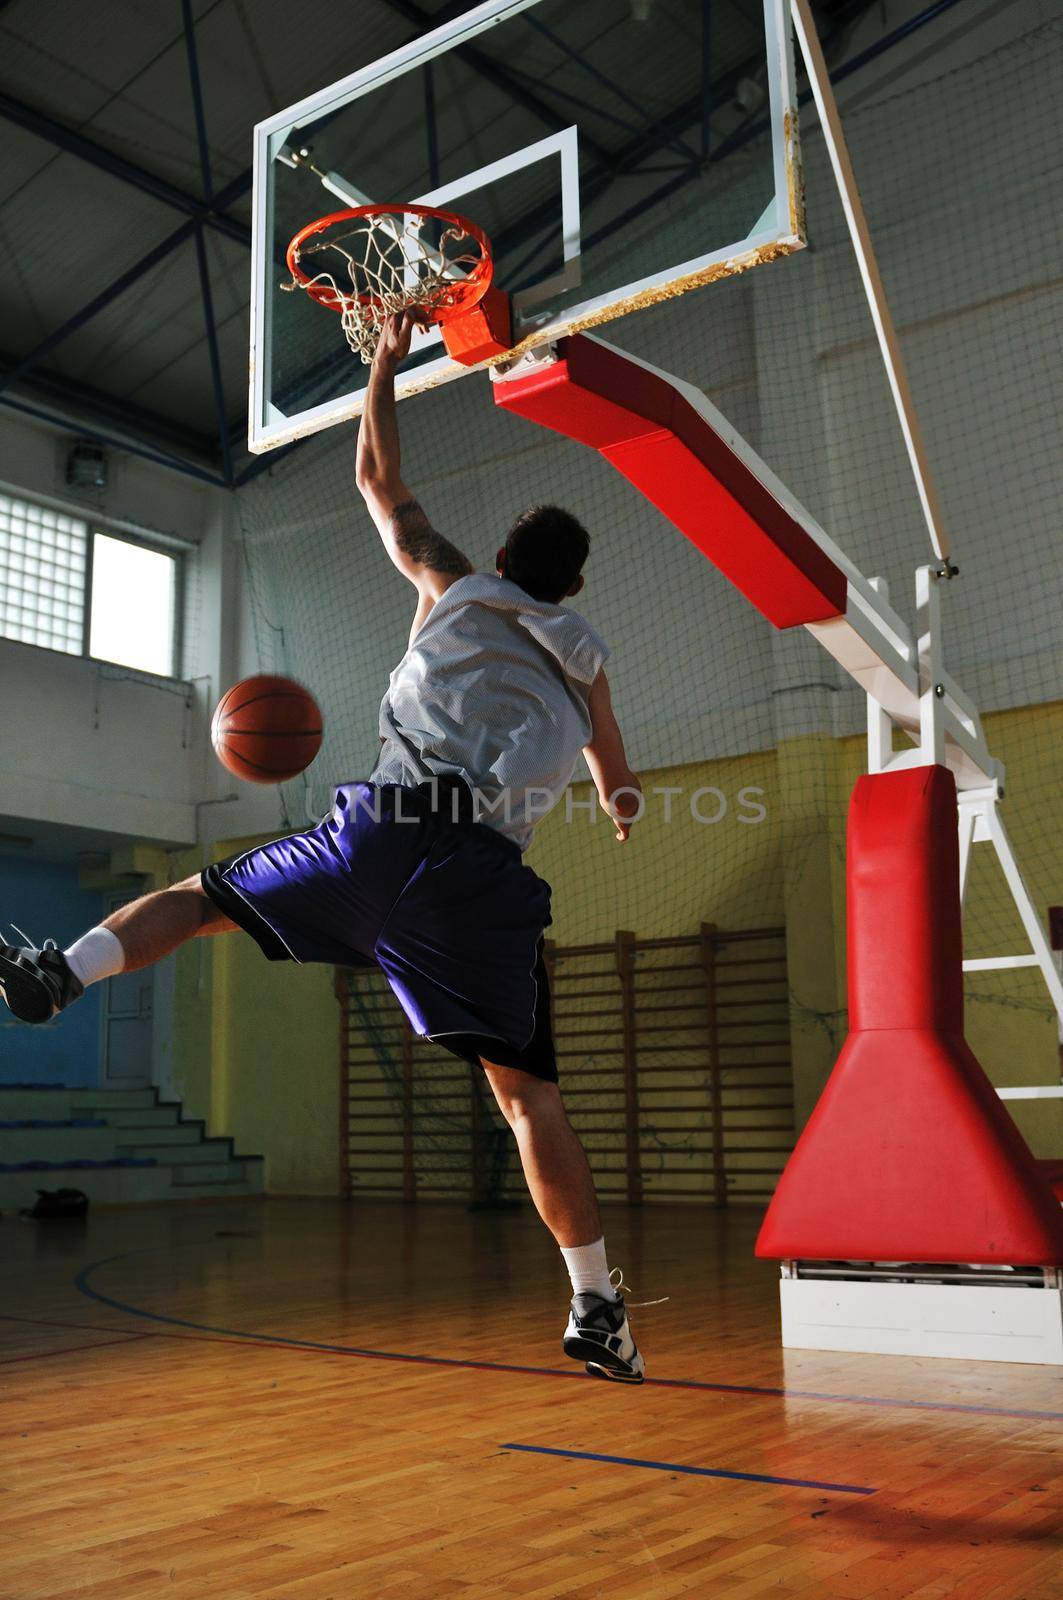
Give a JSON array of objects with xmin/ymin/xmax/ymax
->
[
  {"xmin": 501, "ymin": 1442, "xmax": 877, "ymax": 1495},
  {"xmin": 68, "ymin": 1251, "xmax": 1063, "ymax": 1423}
]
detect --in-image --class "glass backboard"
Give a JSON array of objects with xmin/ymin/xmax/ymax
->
[{"xmin": 249, "ymin": 0, "xmax": 803, "ymax": 453}]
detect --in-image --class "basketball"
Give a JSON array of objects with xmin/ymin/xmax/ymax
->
[{"xmin": 210, "ymin": 675, "xmax": 323, "ymax": 784}]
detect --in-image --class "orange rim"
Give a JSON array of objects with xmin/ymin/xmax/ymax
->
[{"xmin": 285, "ymin": 203, "xmax": 494, "ymax": 323}]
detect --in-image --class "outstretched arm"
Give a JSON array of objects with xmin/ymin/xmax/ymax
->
[
  {"xmin": 355, "ymin": 312, "xmax": 473, "ymax": 601},
  {"xmin": 583, "ymin": 668, "xmax": 642, "ymax": 843}
]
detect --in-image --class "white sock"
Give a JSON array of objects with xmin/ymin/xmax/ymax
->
[
  {"xmin": 560, "ymin": 1237, "xmax": 617, "ymax": 1301},
  {"xmin": 64, "ymin": 927, "xmax": 125, "ymax": 987}
]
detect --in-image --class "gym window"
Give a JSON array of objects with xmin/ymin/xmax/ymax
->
[{"xmin": 0, "ymin": 491, "xmax": 180, "ymax": 677}]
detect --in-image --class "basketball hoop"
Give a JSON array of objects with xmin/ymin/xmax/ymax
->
[{"xmin": 283, "ymin": 203, "xmax": 498, "ymax": 364}]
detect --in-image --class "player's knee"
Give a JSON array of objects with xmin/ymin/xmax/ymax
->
[
  {"xmin": 483, "ymin": 1063, "xmax": 561, "ymax": 1126},
  {"xmin": 169, "ymin": 874, "xmax": 227, "ymax": 929}
]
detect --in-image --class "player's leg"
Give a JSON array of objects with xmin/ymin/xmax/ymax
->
[
  {"xmin": 483, "ymin": 1060, "xmax": 645, "ymax": 1384},
  {"xmin": 367, "ymin": 786, "xmax": 646, "ymax": 1380},
  {"xmin": 1, "ymin": 780, "xmax": 409, "ymax": 1029},
  {"xmin": 481, "ymin": 1063, "xmax": 601, "ymax": 1245},
  {"xmin": 0, "ymin": 877, "xmax": 236, "ymax": 1025},
  {"xmin": 98, "ymin": 877, "xmax": 237, "ymax": 972}
]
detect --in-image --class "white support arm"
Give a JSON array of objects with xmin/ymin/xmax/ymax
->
[{"xmin": 790, "ymin": 0, "xmax": 952, "ymax": 564}]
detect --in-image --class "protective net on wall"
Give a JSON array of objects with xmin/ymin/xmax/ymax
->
[
  {"xmin": 238, "ymin": 13, "xmax": 1063, "ymax": 1179},
  {"xmin": 340, "ymin": 926, "xmax": 791, "ymax": 1208}
]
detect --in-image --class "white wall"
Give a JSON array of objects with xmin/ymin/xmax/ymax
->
[{"xmin": 0, "ymin": 410, "xmax": 285, "ymax": 852}]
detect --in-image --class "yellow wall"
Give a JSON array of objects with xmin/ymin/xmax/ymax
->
[
  {"xmin": 528, "ymin": 746, "xmax": 783, "ymax": 941},
  {"xmin": 168, "ymin": 702, "xmax": 1063, "ymax": 1190},
  {"xmin": 171, "ymin": 839, "xmax": 339, "ymax": 1195}
]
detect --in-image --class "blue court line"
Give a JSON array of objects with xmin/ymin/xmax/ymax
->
[
  {"xmin": 69, "ymin": 1250, "xmax": 1063, "ymax": 1423},
  {"xmin": 502, "ymin": 1442, "xmax": 876, "ymax": 1495}
]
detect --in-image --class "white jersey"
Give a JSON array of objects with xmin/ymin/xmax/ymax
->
[{"xmin": 369, "ymin": 573, "xmax": 610, "ymax": 851}]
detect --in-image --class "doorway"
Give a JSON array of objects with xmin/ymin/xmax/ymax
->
[{"xmin": 100, "ymin": 890, "xmax": 153, "ymax": 1088}]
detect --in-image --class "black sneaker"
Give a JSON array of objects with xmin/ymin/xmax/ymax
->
[
  {"xmin": 0, "ymin": 940, "xmax": 84, "ymax": 1024},
  {"xmin": 563, "ymin": 1290, "xmax": 645, "ymax": 1385}
]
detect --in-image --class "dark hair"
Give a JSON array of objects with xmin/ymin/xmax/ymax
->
[{"xmin": 501, "ymin": 505, "xmax": 590, "ymax": 603}]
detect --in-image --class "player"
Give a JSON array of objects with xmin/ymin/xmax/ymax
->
[{"xmin": 0, "ymin": 312, "xmax": 646, "ymax": 1384}]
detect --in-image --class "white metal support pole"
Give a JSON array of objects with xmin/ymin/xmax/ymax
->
[
  {"xmin": 957, "ymin": 803, "xmax": 976, "ymax": 906},
  {"xmin": 982, "ymin": 800, "xmax": 1063, "ymax": 1029},
  {"xmin": 790, "ymin": 0, "xmax": 952, "ymax": 565},
  {"xmin": 864, "ymin": 575, "xmax": 894, "ymax": 773},
  {"xmin": 915, "ymin": 564, "xmax": 946, "ymax": 766}
]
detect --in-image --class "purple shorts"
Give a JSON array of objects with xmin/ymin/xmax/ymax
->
[{"xmin": 201, "ymin": 779, "xmax": 557, "ymax": 1081}]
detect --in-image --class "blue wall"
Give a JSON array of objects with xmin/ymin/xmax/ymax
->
[{"xmin": 0, "ymin": 855, "xmax": 103, "ymax": 1088}]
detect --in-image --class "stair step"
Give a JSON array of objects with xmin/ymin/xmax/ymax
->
[
  {"xmin": 170, "ymin": 1169, "xmax": 265, "ymax": 1199},
  {"xmin": 0, "ymin": 1163, "xmax": 264, "ymax": 1208},
  {"xmin": 0, "ymin": 1089, "xmax": 265, "ymax": 1207},
  {"xmin": 172, "ymin": 1162, "xmax": 245, "ymax": 1185},
  {"xmin": 111, "ymin": 1125, "xmax": 202, "ymax": 1147},
  {"xmin": 86, "ymin": 1107, "xmax": 185, "ymax": 1129},
  {"xmin": 0, "ymin": 1117, "xmax": 106, "ymax": 1129},
  {"xmin": 0, "ymin": 1128, "xmax": 116, "ymax": 1164},
  {"xmin": 0, "ymin": 1090, "xmax": 75, "ymax": 1120},
  {"xmin": 70, "ymin": 1088, "xmax": 158, "ymax": 1110},
  {"xmin": 117, "ymin": 1141, "xmax": 235, "ymax": 1164}
]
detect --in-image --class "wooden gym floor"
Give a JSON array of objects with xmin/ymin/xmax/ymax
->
[{"xmin": 1, "ymin": 1198, "xmax": 1060, "ymax": 1599}]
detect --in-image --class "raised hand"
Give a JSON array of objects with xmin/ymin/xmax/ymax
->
[
  {"xmin": 603, "ymin": 777, "xmax": 643, "ymax": 843},
  {"xmin": 373, "ymin": 310, "xmax": 416, "ymax": 371}
]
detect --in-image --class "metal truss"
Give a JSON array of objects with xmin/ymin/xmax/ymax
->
[
  {"xmin": 376, "ymin": 0, "xmax": 614, "ymax": 168},
  {"xmin": 0, "ymin": 0, "xmax": 962, "ymax": 489},
  {"xmin": 0, "ymin": 3, "xmax": 251, "ymax": 486}
]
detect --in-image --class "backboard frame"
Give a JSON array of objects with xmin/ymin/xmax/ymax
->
[{"xmin": 248, "ymin": 0, "xmax": 805, "ymax": 455}]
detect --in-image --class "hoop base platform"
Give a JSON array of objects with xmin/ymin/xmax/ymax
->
[{"xmin": 779, "ymin": 1266, "xmax": 1063, "ymax": 1364}]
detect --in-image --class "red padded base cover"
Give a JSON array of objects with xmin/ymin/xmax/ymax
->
[
  {"xmin": 756, "ymin": 767, "xmax": 1063, "ymax": 1264},
  {"xmin": 492, "ymin": 336, "xmax": 847, "ymax": 629},
  {"xmin": 1037, "ymin": 1160, "xmax": 1063, "ymax": 1205}
]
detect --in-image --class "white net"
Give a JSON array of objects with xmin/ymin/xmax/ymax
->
[{"xmin": 283, "ymin": 210, "xmax": 487, "ymax": 362}]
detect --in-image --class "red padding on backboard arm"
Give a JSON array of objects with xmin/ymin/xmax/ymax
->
[
  {"xmin": 492, "ymin": 336, "xmax": 848, "ymax": 629},
  {"xmin": 756, "ymin": 767, "xmax": 1063, "ymax": 1264}
]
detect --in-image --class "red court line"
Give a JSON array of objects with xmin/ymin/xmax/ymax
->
[
  {"xmin": 4, "ymin": 1307, "xmax": 1061, "ymax": 1425},
  {"xmin": 0, "ymin": 1333, "xmax": 152, "ymax": 1365}
]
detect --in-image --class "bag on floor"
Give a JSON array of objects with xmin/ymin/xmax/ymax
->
[{"xmin": 20, "ymin": 1187, "xmax": 89, "ymax": 1220}]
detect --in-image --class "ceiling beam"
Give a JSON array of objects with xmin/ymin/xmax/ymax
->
[
  {"xmin": 0, "ymin": 221, "xmax": 199, "ymax": 399},
  {"xmin": 0, "ymin": 392, "xmax": 226, "ymax": 487},
  {"xmin": 0, "ymin": 89, "xmax": 251, "ymax": 248},
  {"xmin": 0, "ymin": 349, "xmax": 219, "ymax": 459},
  {"xmin": 194, "ymin": 226, "xmax": 234, "ymax": 486},
  {"xmin": 181, "ymin": 0, "xmax": 215, "ymax": 204},
  {"xmin": 0, "ymin": 163, "xmax": 253, "ymax": 395},
  {"xmin": 522, "ymin": 14, "xmax": 701, "ymax": 168},
  {"xmin": 373, "ymin": 0, "xmax": 613, "ymax": 168},
  {"xmin": 181, "ymin": 0, "xmax": 233, "ymax": 486}
]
